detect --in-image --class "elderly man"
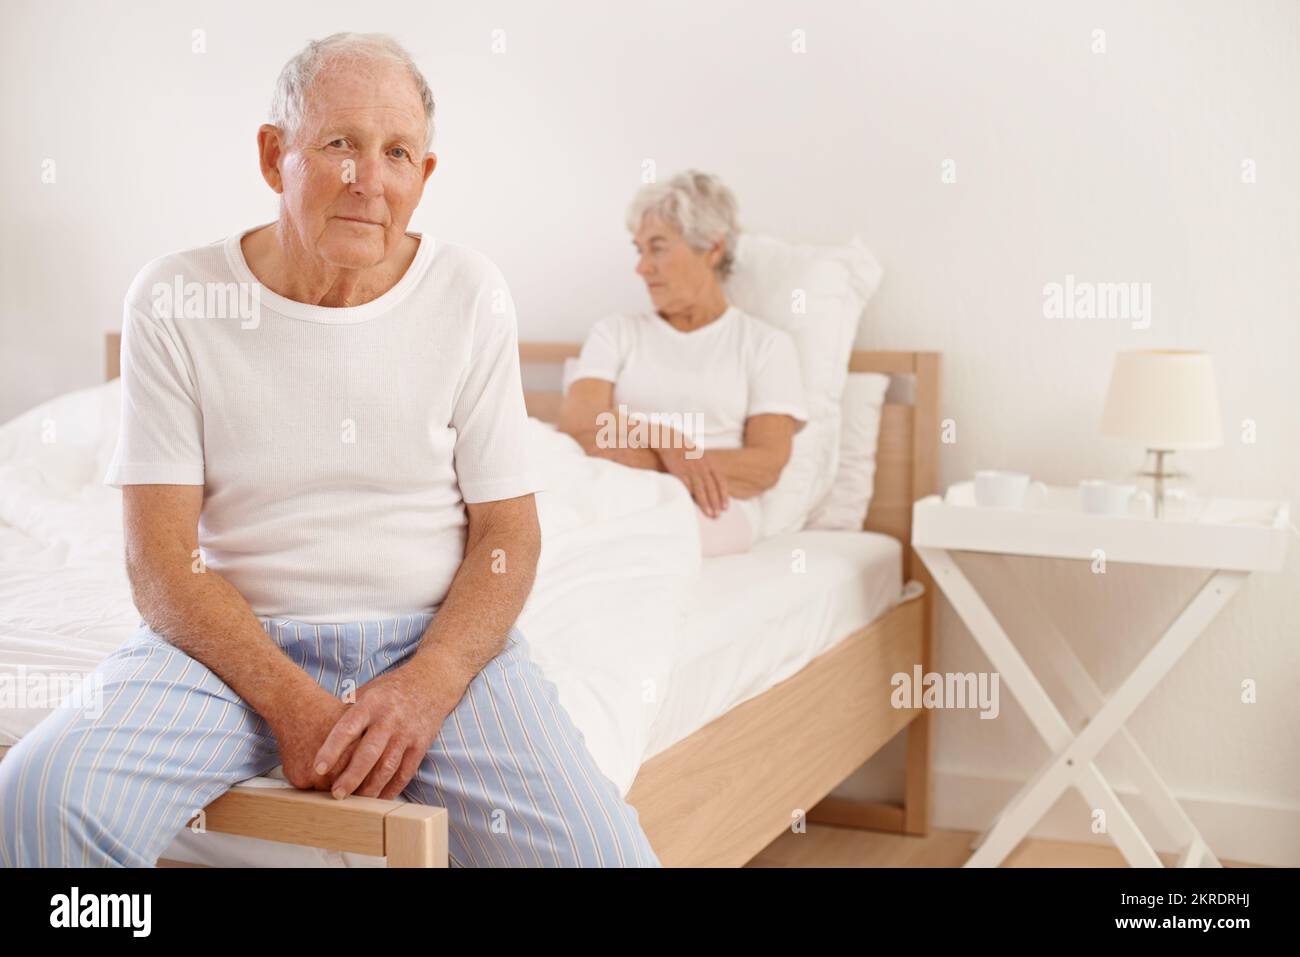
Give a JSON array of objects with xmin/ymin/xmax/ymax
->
[{"xmin": 0, "ymin": 33, "xmax": 659, "ymax": 868}]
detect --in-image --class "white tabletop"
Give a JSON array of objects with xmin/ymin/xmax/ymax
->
[{"xmin": 912, "ymin": 482, "xmax": 1291, "ymax": 572}]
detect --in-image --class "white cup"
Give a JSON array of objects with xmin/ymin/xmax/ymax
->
[
  {"xmin": 974, "ymin": 470, "xmax": 1047, "ymax": 509},
  {"xmin": 1078, "ymin": 479, "xmax": 1152, "ymax": 517},
  {"xmin": 1159, "ymin": 487, "xmax": 1205, "ymax": 522}
]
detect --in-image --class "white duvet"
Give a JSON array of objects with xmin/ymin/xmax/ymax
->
[{"xmin": 0, "ymin": 379, "xmax": 702, "ymax": 800}]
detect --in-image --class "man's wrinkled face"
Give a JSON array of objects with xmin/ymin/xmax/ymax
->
[{"xmin": 275, "ymin": 58, "xmax": 435, "ymax": 269}]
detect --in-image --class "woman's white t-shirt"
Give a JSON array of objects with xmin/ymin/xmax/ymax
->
[
  {"xmin": 104, "ymin": 226, "xmax": 544, "ymax": 624},
  {"xmin": 570, "ymin": 305, "xmax": 807, "ymax": 532}
]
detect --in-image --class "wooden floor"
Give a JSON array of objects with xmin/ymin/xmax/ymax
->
[
  {"xmin": 158, "ymin": 824, "xmax": 1262, "ymax": 868},
  {"xmin": 746, "ymin": 824, "xmax": 1262, "ymax": 868}
]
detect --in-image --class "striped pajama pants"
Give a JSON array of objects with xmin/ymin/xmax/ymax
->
[{"xmin": 0, "ymin": 612, "xmax": 660, "ymax": 868}]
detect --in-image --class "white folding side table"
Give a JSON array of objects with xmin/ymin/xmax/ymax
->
[{"xmin": 911, "ymin": 482, "xmax": 1290, "ymax": 868}]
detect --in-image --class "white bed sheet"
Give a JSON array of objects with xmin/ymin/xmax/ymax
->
[{"xmin": 645, "ymin": 529, "xmax": 903, "ymax": 761}]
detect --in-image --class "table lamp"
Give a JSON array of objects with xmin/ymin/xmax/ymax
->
[{"xmin": 1099, "ymin": 350, "xmax": 1223, "ymax": 519}]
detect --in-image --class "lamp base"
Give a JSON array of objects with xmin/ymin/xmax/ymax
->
[{"xmin": 1136, "ymin": 449, "xmax": 1188, "ymax": 520}]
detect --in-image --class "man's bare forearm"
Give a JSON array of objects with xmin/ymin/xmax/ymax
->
[
  {"xmin": 402, "ymin": 503, "xmax": 541, "ymax": 716},
  {"xmin": 128, "ymin": 556, "xmax": 324, "ymax": 721}
]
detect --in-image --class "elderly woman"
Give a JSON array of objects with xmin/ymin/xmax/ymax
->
[
  {"xmin": 559, "ymin": 171, "xmax": 807, "ymax": 556},
  {"xmin": 0, "ymin": 32, "xmax": 658, "ymax": 868}
]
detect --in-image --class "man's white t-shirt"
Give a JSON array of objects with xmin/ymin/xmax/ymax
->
[
  {"xmin": 570, "ymin": 305, "xmax": 807, "ymax": 532},
  {"xmin": 104, "ymin": 226, "xmax": 544, "ymax": 624}
]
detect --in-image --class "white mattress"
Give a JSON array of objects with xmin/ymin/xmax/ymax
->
[
  {"xmin": 646, "ymin": 529, "xmax": 903, "ymax": 760},
  {"xmin": 0, "ymin": 380, "xmax": 904, "ymax": 866}
]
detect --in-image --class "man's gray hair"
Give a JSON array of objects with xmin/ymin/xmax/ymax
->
[
  {"xmin": 269, "ymin": 32, "xmax": 436, "ymax": 150},
  {"xmin": 625, "ymin": 170, "xmax": 740, "ymax": 279}
]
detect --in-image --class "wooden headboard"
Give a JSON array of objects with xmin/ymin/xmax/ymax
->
[
  {"xmin": 107, "ymin": 332, "xmax": 121, "ymax": 382},
  {"xmin": 104, "ymin": 333, "xmax": 940, "ymax": 576}
]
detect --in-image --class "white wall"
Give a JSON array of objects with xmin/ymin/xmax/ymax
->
[{"xmin": 3, "ymin": 0, "xmax": 1297, "ymax": 860}]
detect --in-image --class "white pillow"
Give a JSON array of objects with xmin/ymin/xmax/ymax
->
[
  {"xmin": 723, "ymin": 233, "xmax": 883, "ymax": 537},
  {"xmin": 0, "ymin": 378, "xmax": 121, "ymax": 494},
  {"xmin": 805, "ymin": 372, "xmax": 890, "ymax": 530},
  {"xmin": 96, "ymin": 376, "xmax": 123, "ymax": 482}
]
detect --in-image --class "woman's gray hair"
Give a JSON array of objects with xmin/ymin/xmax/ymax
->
[
  {"xmin": 625, "ymin": 170, "xmax": 740, "ymax": 279},
  {"xmin": 269, "ymin": 33, "xmax": 436, "ymax": 150}
]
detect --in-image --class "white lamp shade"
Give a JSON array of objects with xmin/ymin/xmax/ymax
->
[{"xmin": 1100, "ymin": 350, "xmax": 1223, "ymax": 450}]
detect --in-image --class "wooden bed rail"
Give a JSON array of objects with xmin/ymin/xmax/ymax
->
[{"xmin": 0, "ymin": 744, "xmax": 449, "ymax": 867}]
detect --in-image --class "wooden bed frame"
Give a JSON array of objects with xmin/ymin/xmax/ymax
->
[{"xmin": 0, "ymin": 334, "xmax": 939, "ymax": 868}]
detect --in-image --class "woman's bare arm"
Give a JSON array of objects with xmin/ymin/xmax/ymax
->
[
  {"xmin": 559, "ymin": 379, "xmax": 798, "ymax": 511},
  {"xmin": 689, "ymin": 414, "xmax": 798, "ymax": 498},
  {"xmin": 557, "ymin": 377, "xmax": 669, "ymax": 471}
]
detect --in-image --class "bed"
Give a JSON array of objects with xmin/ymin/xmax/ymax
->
[{"xmin": 0, "ymin": 334, "xmax": 939, "ymax": 867}]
